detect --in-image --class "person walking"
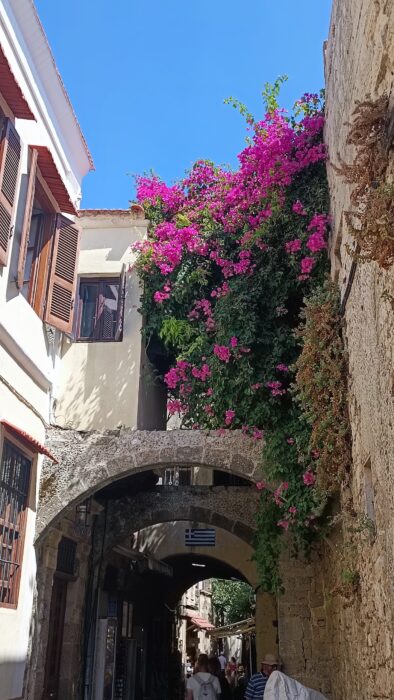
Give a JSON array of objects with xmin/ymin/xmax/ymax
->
[
  {"xmin": 233, "ymin": 664, "xmax": 248, "ymax": 700},
  {"xmin": 186, "ymin": 653, "xmax": 221, "ymax": 700},
  {"xmin": 208, "ymin": 656, "xmax": 231, "ymax": 700},
  {"xmin": 244, "ymin": 653, "xmax": 279, "ymax": 699},
  {"xmin": 218, "ymin": 651, "xmax": 227, "ymax": 672}
]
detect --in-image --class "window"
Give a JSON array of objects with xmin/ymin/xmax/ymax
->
[
  {"xmin": 76, "ymin": 276, "xmax": 124, "ymax": 342},
  {"xmin": 0, "ymin": 440, "xmax": 32, "ymax": 607}
]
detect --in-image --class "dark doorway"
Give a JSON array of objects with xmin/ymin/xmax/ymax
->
[{"xmin": 42, "ymin": 576, "xmax": 68, "ymax": 700}]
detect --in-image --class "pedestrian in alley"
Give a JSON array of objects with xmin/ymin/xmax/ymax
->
[
  {"xmin": 243, "ymin": 653, "xmax": 280, "ymax": 699},
  {"xmin": 208, "ymin": 656, "xmax": 232, "ymax": 699},
  {"xmin": 186, "ymin": 653, "xmax": 221, "ymax": 700},
  {"xmin": 233, "ymin": 664, "xmax": 248, "ymax": 700},
  {"xmin": 218, "ymin": 650, "xmax": 227, "ymax": 672}
]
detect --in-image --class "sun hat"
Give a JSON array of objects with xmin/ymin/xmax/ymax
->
[{"xmin": 261, "ymin": 653, "xmax": 280, "ymax": 666}]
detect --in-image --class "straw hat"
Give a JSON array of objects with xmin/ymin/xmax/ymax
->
[{"xmin": 261, "ymin": 653, "xmax": 280, "ymax": 667}]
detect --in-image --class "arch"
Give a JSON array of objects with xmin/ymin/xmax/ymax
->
[
  {"xmin": 37, "ymin": 428, "xmax": 264, "ymax": 539},
  {"xmin": 102, "ymin": 486, "xmax": 259, "ymax": 553},
  {"xmin": 124, "ymin": 521, "xmax": 278, "ymax": 661},
  {"xmin": 128, "ymin": 520, "xmax": 259, "ymax": 588}
]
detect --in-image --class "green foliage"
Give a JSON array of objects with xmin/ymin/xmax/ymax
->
[
  {"xmin": 211, "ymin": 579, "xmax": 254, "ymax": 626},
  {"xmin": 262, "ymin": 74, "xmax": 288, "ymax": 113},
  {"xmin": 159, "ymin": 318, "xmax": 195, "ymax": 352}
]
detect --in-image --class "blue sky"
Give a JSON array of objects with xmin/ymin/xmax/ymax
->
[{"xmin": 35, "ymin": 0, "xmax": 332, "ymax": 209}]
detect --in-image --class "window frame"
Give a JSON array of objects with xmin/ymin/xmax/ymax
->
[
  {"xmin": 0, "ymin": 432, "xmax": 34, "ymax": 609},
  {"xmin": 75, "ymin": 276, "xmax": 123, "ymax": 343}
]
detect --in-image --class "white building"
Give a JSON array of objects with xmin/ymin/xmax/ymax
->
[{"xmin": 0, "ymin": 2, "xmax": 92, "ymax": 697}]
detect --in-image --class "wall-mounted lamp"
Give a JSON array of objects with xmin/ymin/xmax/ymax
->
[{"xmin": 75, "ymin": 498, "xmax": 91, "ymax": 534}]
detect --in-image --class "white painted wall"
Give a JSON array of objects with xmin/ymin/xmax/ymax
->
[{"xmin": 54, "ymin": 212, "xmax": 148, "ymax": 431}]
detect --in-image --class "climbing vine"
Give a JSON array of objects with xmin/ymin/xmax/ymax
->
[
  {"xmin": 132, "ymin": 84, "xmax": 350, "ymax": 592},
  {"xmin": 334, "ymin": 95, "xmax": 394, "ymax": 267}
]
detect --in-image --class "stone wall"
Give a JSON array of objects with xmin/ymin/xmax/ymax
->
[
  {"xmin": 277, "ymin": 547, "xmax": 332, "ymax": 697},
  {"xmin": 324, "ymin": 0, "xmax": 394, "ymax": 697},
  {"xmin": 103, "ymin": 486, "xmax": 259, "ymax": 551}
]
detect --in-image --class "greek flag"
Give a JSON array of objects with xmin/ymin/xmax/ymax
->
[{"xmin": 185, "ymin": 528, "xmax": 216, "ymax": 547}]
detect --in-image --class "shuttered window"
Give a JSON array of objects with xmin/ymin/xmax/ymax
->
[
  {"xmin": 43, "ymin": 214, "xmax": 80, "ymax": 334},
  {"xmin": 0, "ymin": 118, "xmax": 21, "ymax": 266},
  {"xmin": 0, "ymin": 440, "xmax": 31, "ymax": 608},
  {"xmin": 76, "ymin": 270, "xmax": 125, "ymax": 342}
]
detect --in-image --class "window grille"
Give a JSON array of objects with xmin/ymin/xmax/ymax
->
[
  {"xmin": 0, "ymin": 440, "xmax": 31, "ymax": 606},
  {"xmin": 161, "ymin": 467, "xmax": 192, "ymax": 487},
  {"xmin": 56, "ymin": 537, "xmax": 77, "ymax": 576}
]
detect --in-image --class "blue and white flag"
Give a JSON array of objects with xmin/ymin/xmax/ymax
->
[{"xmin": 185, "ymin": 528, "xmax": 216, "ymax": 547}]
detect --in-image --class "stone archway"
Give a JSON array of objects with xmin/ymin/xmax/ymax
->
[
  {"xmin": 102, "ymin": 486, "xmax": 259, "ymax": 553},
  {"xmin": 37, "ymin": 427, "xmax": 264, "ymax": 538},
  {"xmin": 117, "ymin": 520, "xmax": 278, "ymax": 663}
]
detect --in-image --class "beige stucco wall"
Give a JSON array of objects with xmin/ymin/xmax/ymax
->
[
  {"xmin": 54, "ymin": 212, "xmax": 148, "ymax": 431},
  {"xmin": 323, "ymin": 1, "xmax": 394, "ymax": 698}
]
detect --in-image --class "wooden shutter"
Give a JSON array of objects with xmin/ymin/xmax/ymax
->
[
  {"xmin": 44, "ymin": 214, "xmax": 80, "ymax": 334},
  {"xmin": 0, "ymin": 118, "xmax": 21, "ymax": 266},
  {"xmin": 115, "ymin": 264, "xmax": 126, "ymax": 341},
  {"xmin": 16, "ymin": 148, "xmax": 38, "ymax": 289}
]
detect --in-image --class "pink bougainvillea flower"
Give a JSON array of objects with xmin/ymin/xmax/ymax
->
[
  {"xmin": 266, "ymin": 381, "xmax": 286, "ymax": 397},
  {"xmin": 288, "ymin": 506, "xmax": 297, "ymax": 514},
  {"xmin": 306, "ymin": 232, "xmax": 326, "ymax": 253},
  {"xmin": 167, "ymin": 399, "xmax": 185, "ymax": 415},
  {"xmin": 153, "ymin": 289, "xmax": 170, "ymax": 303},
  {"xmin": 300, "ymin": 256, "xmax": 315, "ymax": 275},
  {"xmin": 303, "ymin": 471, "xmax": 316, "ymax": 486},
  {"xmin": 225, "ymin": 409, "xmax": 235, "ymax": 425},
  {"xmin": 252, "ymin": 428, "xmax": 264, "ymax": 440},
  {"xmin": 251, "ymin": 383, "xmax": 261, "ymax": 390},
  {"xmin": 277, "ymin": 520, "xmax": 290, "ymax": 530},
  {"xmin": 292, "ymin": 200, "xmax": 307, "ymax": 215},
  {"xmin": 216, "ymin": 428, "xmax": 227, "ymax": 436},
  {"xmin": 214, "ymin": 344, "xmax": 231, "ymax": 362},
  {"xmin": 230, "ymin": 336, "xmax": 238, "ymax": 348},
  {"xmin": 286, "ymin": 437, "xmax": 295, "ymax": 445},
  {"xmin": 276, "ymin": 363, "xmax": 289, "ymax": 372},
  {"xmin": 256, "ymin": 481, "xmax": 267, "ymax": 490},
  {"xmin": 203, "ymin": 404, "xmax": 214, "ymax": 416},
  {"xmin": 206, "ymin": 387, "xmax": 213, "ymax": 396},
  {"xmin": 285, "ymin": 239, "xmax": 302, "ymax": 254}
]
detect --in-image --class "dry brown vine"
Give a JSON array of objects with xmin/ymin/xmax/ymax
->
[{"xmin": 334, "ymin": 95, "xmax": 394, "ymax": 268}]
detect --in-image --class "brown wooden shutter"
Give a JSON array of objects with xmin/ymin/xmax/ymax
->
[
  {"xmin": 0, "ymin": 118, "xmax": 21, "ymax": 266},
  {"xmin": 44, "ymin": 214, "xmax": 80, "ymax": 334},
  {"xmin": 115, "ymin": 264, "xmax": 126, "ymax": 341},
  {"xmin": 16, "ymin": 148, "xmax": 38, "ymax": 289}
]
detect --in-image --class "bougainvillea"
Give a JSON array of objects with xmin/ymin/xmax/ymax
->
[{"xmin": 132, "ymin": 86, "xmax": 345, "ymax": 592}]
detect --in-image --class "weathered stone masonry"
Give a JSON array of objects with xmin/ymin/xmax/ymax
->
[
  {"xmin": 37, "ymin": 427, "xmax": 264, "ymax": 537},
  {"xmin": 322, "ymin": 0, "xmax": 394, "ymax": 698}
]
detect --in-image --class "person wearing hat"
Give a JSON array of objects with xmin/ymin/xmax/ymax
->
[{"xmin": 244, "ymin": 653, "xmax": 280, "ymax": 699}]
